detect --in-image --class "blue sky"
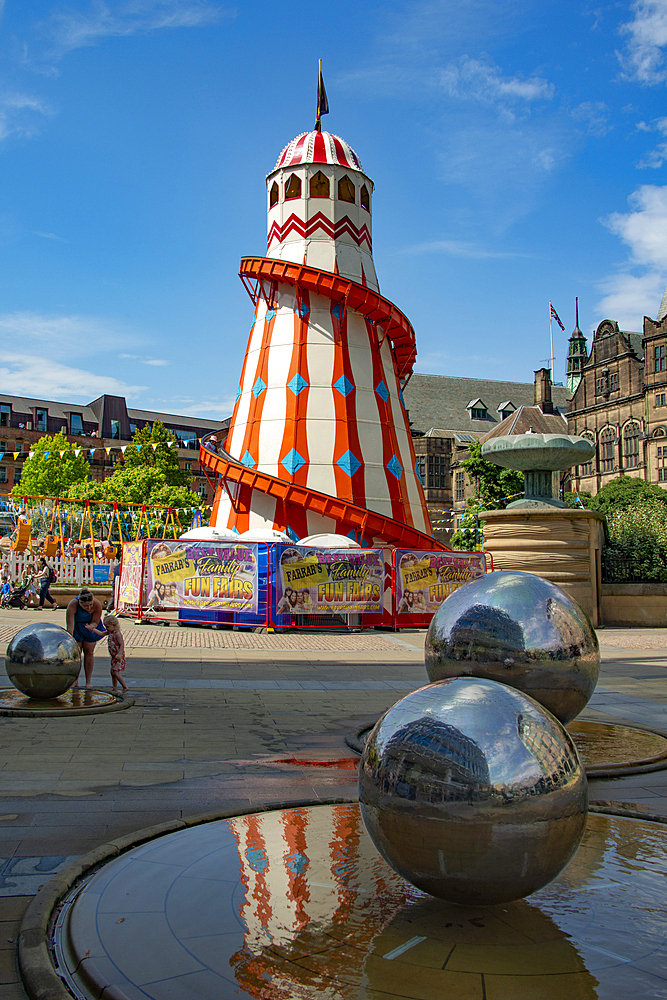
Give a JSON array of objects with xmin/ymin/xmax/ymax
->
[{"xmin": 2, "ymin": 0, "xmax": 667, "ymax": 419}]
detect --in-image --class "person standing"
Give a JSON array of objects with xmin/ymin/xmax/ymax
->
[
  {"xmin": 90, "ymin": 614, "xmax": 128, "ymax": 693},
  {"xmin": 66, "ymin": 588, "xmax": 106, "ymax": 689},
  {"xmin": 37, "ymin": 558, "xmax": 58, "ymax": 610}
]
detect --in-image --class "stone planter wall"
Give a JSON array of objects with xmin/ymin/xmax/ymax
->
[{"xmin": 600, "ymin": 584, "xmax": 667, "ymax": 627}]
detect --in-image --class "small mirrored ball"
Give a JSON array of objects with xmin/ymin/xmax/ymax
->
[
  {"xmin": 360, "ymin": 677, "xmax": 588, "ymax": 905},
  {"xmin": 6, "ymin": 623, "xmax": 81, "ymax": 699},
  {"xmin": 425, "ymin": 570, "xmax": 599, "ymax": 724}
]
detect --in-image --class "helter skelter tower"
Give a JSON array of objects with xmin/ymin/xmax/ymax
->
[{"xmin": 202, "ymin": 95, "xmax": 443, "ymax": 549}]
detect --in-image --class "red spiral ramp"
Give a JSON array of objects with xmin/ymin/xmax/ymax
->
[{"xmin": 199, "ymin": 440, "xmax": 449, "ymax": 551}]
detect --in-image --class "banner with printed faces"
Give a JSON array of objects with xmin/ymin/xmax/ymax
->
[
  {"xmin": 145, "ymin": 540, "xmax": 258, "ymax": 613},
  {"xmin": 118, "ymin": 541, "xmax": 144, "ymax": 610},
  {"xmin": 395, "ymin": 550, "xmax": 486, "ymax": 615},
  {"xmin": 276, "ymin": 546, "xmax": 384, "ymax": 614}
]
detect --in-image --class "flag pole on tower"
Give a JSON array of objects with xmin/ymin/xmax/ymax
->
[
  {"xmin": 315, "ymin": 60, "xmax": 329, "ymax": 132},
  {"xmin": 549, "ymin": 301, "xmax": 564, "ymax": 379}
]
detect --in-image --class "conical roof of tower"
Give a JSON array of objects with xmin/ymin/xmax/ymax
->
[
  {"xmin": 272, "ymin": 130, "xmax": 364, "ymax": 173},
  {"xmin": 658, "ymin": 284, "xmax": 667, "ymax": 322}
]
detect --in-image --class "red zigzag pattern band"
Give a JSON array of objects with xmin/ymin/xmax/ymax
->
[{"xmin": 268, "ymin": 212, "xmax": 372, "ymax": 251}]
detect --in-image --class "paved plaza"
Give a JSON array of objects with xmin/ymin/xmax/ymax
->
[{"xmin": 0, "ymin": 608, "xmax": 665, "ymax": 997}]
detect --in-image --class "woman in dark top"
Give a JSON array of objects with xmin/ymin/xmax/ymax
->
[{"xmin": 66, "ymin": 588, "xmax": 106, "ymax": 689}]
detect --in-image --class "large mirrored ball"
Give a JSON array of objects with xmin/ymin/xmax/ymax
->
[
  {"xmin": 6, "ymin": 623, "xmax": 81, "ymax": 699},
  {"xmin": 359, "ymin": 677, "xmax": 588, "ymax": 905},
  {"xmin": 425, "ymin": 570, "xmax": 599, "ymax": 724}
]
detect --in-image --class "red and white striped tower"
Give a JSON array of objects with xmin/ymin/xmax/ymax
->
[{"xmin": 208, "ymin": 119, "xmax": 435, "ymax": 546}]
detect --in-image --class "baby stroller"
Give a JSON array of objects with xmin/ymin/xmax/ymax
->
[{"xmin": 1, "ymin": 580, "xmax": 31, "ymax": 610}]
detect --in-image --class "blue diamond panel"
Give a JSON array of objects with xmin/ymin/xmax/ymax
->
[
  {"xmin": 265, "ymin": 308, "xmax": 276, "ymax": 322},
  {"xmin": 337, "ymin": 450, "xmax": 361, "ymax": 477},
  {"xmin": 415, "ymin": 461, "xmax": 423, "ymax": 485},
  {"xmin": 334, "ymin": 375, "xmax": 355, "ymax": 397},
  {"xmin": 387, "ymin": 455, "xmax": 403, "ymax": 480},
  {"xmin": 331, "ymin": 302, "xmax": 344, "ymax": 320},
  {"xmin": 252, "ymin": 377, "xmax": 266, "ymax": 398},
  {"xmin": 295, "ymin": 301, "xmax": 310, "ymax": 319},
  {"xmin": 281, "ymin": 448, "xmax": 305, "ymax": 476},
  {"xmin": 288, "ymin": 373, "xmax": 308, "ymax": 396},
  {"xmin": 235, "ymin": 385, "xmax": 241, "ymax": 403},
  {"xmin": 399, "ymin": 389, "xmax": 406, "ymax": 408},
  {"xmin": 375, "ymin": 380, "xmax": 389, "ymax": 402},
  {"xmin": 240, "ymin": 451, "xmax": 256, "ymax": 468}
]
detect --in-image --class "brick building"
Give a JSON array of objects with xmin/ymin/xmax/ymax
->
[{"xmin": 0, "ymin": 393, "xmax": 228, "ymax": 504}]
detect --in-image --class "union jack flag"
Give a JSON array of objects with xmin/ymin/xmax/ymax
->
[{"xmin": 550, "ymin": 304, "xmax": 565, "ymax": 331}]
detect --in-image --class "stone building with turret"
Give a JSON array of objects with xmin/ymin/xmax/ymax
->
[{"xmin": 567, "ymin": 291, "xmax": 667, "ymax": 494}]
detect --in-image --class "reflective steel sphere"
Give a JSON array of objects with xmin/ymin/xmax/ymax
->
[
  {"xmin": 6, "ymin": 624, "xmax": 81, "ymax": 699},
  {"xmin": 425, "ymin": 570, "xmax": 599, "ymax": 724},
  {"xmin": 360, "ymin": 677, "xmax": 587, "ymax": 905}
]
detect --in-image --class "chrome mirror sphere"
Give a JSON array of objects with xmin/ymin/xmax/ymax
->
[
  {"xmin": 424, "ymin": 570, "xmax": 599, "ymax": 725},
  {"xmin": 359, "ymin": 677, "xmax": 588, "ymax": 906},
  {"xmin": 6, "ymin": 624, "xmax": 81, "ymax": 699}
]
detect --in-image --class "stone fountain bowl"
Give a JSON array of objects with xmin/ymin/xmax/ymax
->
[{"xmin": 481, "ymin": 434, "xmax": 595, "ymax": 472}]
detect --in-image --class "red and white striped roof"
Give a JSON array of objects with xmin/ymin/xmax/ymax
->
[{"xmin": 273, "ymin": 131, "xmax": 364, "ymax": 173}]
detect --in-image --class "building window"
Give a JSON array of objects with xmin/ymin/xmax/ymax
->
[
  {"xmin": 658, "ymin": 446, "xmax": 667, "ymax": 482},
  {"xmin": 269, "ymin": 181, "xmax": 279, "ymax": 207},
  {"xmin": 70, "ymin": 413, "xmax": 83, "ymax": 435},
  {"xmin": 13, "ymin": 468, "xmax": 21, "ymax": 485},
  {"xmin": 471, "ymin": 407, "xmax": 487, "ymax": 420},
  {"xmin": 111, "ymin": 420, "xmax": 121, "ymax": 439},
  {"xmin": 427, "ymin": 454, "xmax": 448, "ymax": 489},
  {"xmin": 595, "ymin": 377, "xmax": 606, "ymax": 395},
  {"xmin": 309, "ymin": 170, "xmax": 329, "ymax": 198},
  {"xmin": 360, "ymin": 185, "xmax": 370, "ymax": 211},
  {"xmin": 129, "ymin": 423, "xmax": 137, "ymax": 436},
  {"xmin": 338, "ymin": 175, "xmax": 355, "ymax": 203},
  {"xmin": 0, "ymin": 405, "xmax": 10, "ymax": 428},
  {"xmin": 623, "ymin": 423, "xmax": 640, "ymax": 469},
  {"xmin": 417, "ymin": 456, "xmax": 426, "ymax": 484},
  {"xmin": 580, "ymin": 435, "xmax": 595, "ymax": 477},
  {"xmin": 610, "ymin": 372, "xmax": 619, "ymax": 392},
  {"xmin": 599, "ymin": 428, "xmax": 615, "ymax": 474},
  {"xmin": 184, "ymin": 462, "xmax": 192, "ymax": 471},
  {"xmin": 455, "ymin": 471, "xmax": 465, "ymax": 502},
  {"xmin": 0, "ymin": 467, "xmax": 7, "ymax": 484},
  {"xmin": 285, "ymin": 174, "xmax": 301, "ymax": 200},
  {"xmin": 657, "ymin": 394, "xmax": 667, "ymax": 407},
  {"xmin": 655, "ymin": 344, "xmax": 666, "ymax": 373},
  {"xmin": 500, "ymin": 410, "xmax": 513, "ymax": 420},
  {"xmin": 35, "ymin": 409, "xmax": 47, "ymax": 432}
]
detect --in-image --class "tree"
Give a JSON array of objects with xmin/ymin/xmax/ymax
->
[
  {"xmin": 459, "ymin": 440, "xmax": 524, "ymax": 509},
  {"xmin": 121, "ymin": 420, "xmax": 191, "ymax": 488},
  {"xmin": 588, "ymin": 476, "xmax": 667, "ymax": 517},
  {"xmin": 68, "ymin": 467, "xmax": 201, "ymax": 509},
  {"xmin": 12, "ymin": 433, "xmax": 89, "ymax": 499}
]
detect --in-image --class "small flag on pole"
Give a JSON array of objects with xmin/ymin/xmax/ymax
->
[
  {"xmin": 315, "ymin": 60, "xmax": 329, "ymax": 131},
  {"xmin": 550, "ymin": 304, "xmax": 565, "ymax": 331}
]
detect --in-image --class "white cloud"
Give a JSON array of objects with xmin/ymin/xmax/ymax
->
[
  {"xmin": 119, "ymin": 353, "xmax": 169, "ymax": 365},
  {"xmin": 32, "ymin": 230, "xmax": 67, "ymax": 242},
  {"xmin": 0, "ymin": 311, "xmax": 123, "ymax": 358},
  {"xmin": 0, "ymin": 91, "xmax": 52, "ymax": 142},
  {"xmin": 597, "ymin": 184, "xmax": 667, "ymax": 327},
  {"xmin": 570, "ymin": 101, "xmax": 612, "ymax": 137},
  {"xmin": 164, "ymin": 397, "xmax": 233, "ymax": 419},
  {"xmin": 439, "ymin": 56, "xmax": 553, "ymax": 110},
  {"xmin": 0, "ymin": 355, "xmax": 146, "ymax": 401},
  {"xmin": 35, "ymin": 0, "xmax": 232, "ymax": 66},
  {"xmin": 636, "ymin": 116, "xmax": 667, "ymax": 167},
  {"xmin": 396, "ymin": 239, "xmax": 531, "ymax": 259},
  {"xmin": 618, "ymin": 0, "xmax": 667, "ymax": 85}
]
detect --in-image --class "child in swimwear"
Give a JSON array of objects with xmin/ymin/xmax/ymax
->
[{"xmin": 91, "ymin": 614, "xmax": 128, "ymax": 693}]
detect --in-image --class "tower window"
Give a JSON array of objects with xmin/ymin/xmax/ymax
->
[
  {"xmin": 599, "ymin": 428, "xmax": 615, "ymax": 474},
  {"xmin": 655, "ymin": 344, "xmax": 666, "ymax": 372},
  {"xmin": 309, "ymin": 171, "xmax": 329, "ymax": 198},
  {"xmin": 338, "ymin": 175, "xmax": 355, "ymax": 203},
  {"xmin": 269, "ymin": 181, "xmax": 279, "ymax": 207},
  {"xmin": 360, "ymin": 185, "xmax": 370, "ymax": 211},
  {"xmin": 623, "ymin": 423, "xmax": 640, "ymax": 469},
  {"xmin": 285, "ymin": 174, "xmax": 302, "ymax": 200}
]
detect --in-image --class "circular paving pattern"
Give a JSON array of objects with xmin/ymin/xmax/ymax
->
[
  {"xmin": 0, "ymin": 687, "xmax": 130, "ymax": 716},
  {"xmin": 53, "ymin": 804, "xmax": 667, "ymax": 1000}
]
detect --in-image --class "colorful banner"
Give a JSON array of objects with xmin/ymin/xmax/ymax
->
[
  {"xmin": 118, "ymin": 541, "xmax": 143, "ymax": 609},
  {"xmin": 395, "ymin": 550, "xmax": 485, "ymax": 615},
  {"xmin": 275, "ymin": 546, "xmax": 384, "ymax": 614},
  {"xmin": 145, "ymin": 540, "xmax": 258, "ymax": 613}
]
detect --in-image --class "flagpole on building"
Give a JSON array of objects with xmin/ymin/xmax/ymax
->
[{"xmin": 549, "ymin": 300, "xmax": 554, "ymax": 378}]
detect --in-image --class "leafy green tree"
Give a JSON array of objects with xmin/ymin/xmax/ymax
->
[
  {"xmin": 451, "ymin": 501, "xmax": 484, "ymax": 551},
  {"xmin": 563, "ymin": 490, "xmax": 594, "ymax": 509},
  {"xmin": 588, "ymin": 476, "xmax": 667, "ymax": 517},
  {"xmin": 604, "ymin": 499, "xmax": 667, "ymax": 581},
  {"xmin": 121, "ymin": 420, "xmax": 191, "ymax": 488},
  {"xmin": 12, "ymin": 433, "xmax": 90, "ymax": 498},
  {"xmin": 68, "ymin": 467, "xmax": 201, "ymax": 509},
  {"xmin": 459, "ymin": 440, "xmax": 524, "ymax": 509}
]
